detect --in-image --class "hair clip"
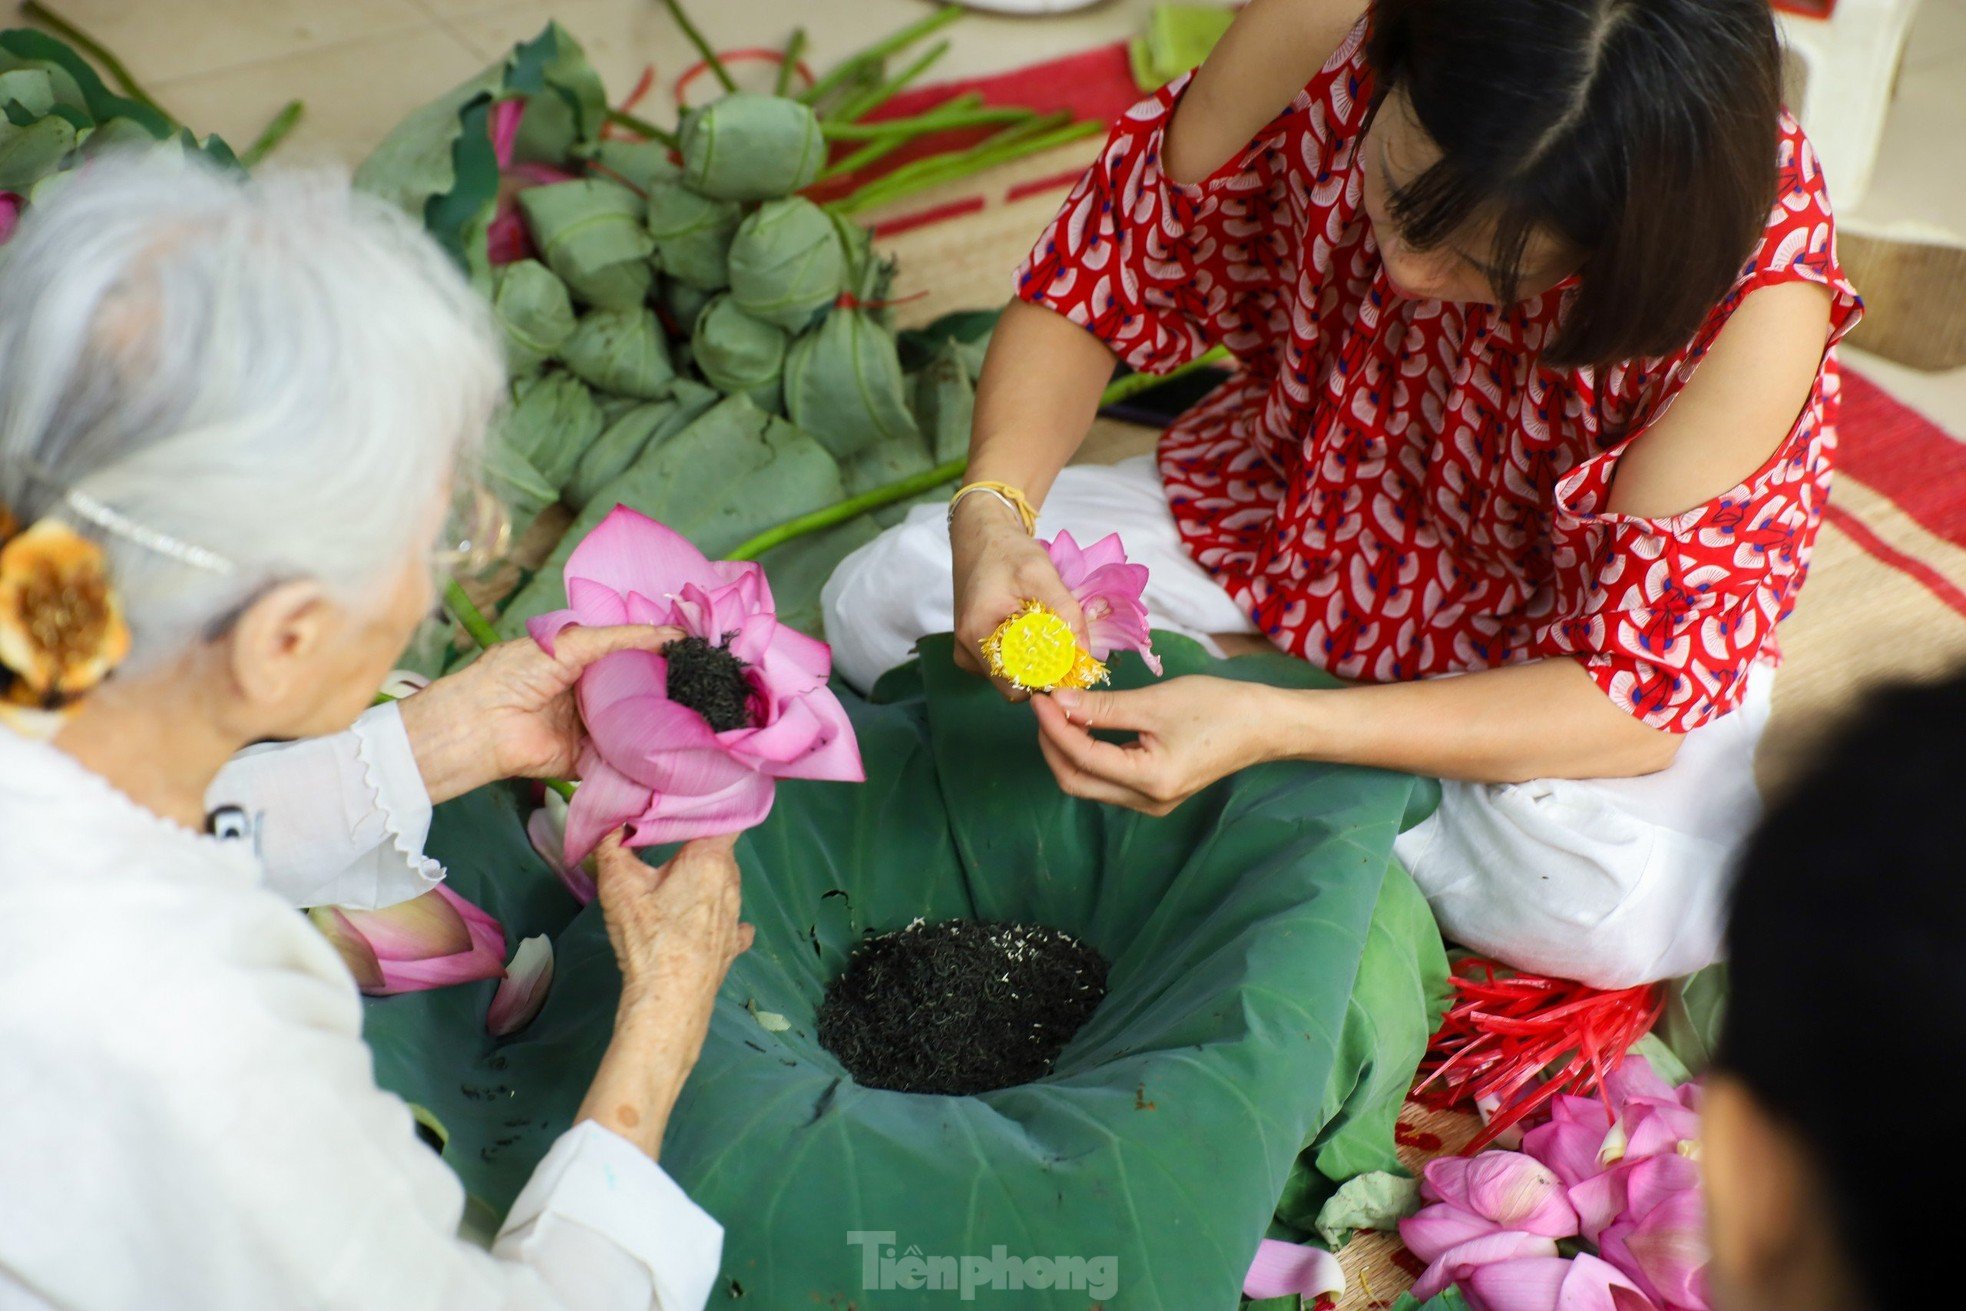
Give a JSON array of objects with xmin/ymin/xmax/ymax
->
[{"xmin": 62, "ymin": 489, "xmax": 235, "ymax": 576}]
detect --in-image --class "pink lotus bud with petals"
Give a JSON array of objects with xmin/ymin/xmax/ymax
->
[
  {"xmin": 528, "ymin": 507, "xmax": 863, "ymax": 863},
  {"xmin": 486, "ymin": 935, "xmax": 554, "ymax": 1036},
  {"xmin": 1461, "ymin": 1254, "xmax": 1662, "ymax": 1311},
  {"xmin": 1523, "ymin": 1110, "xmax": 1614, "ymax": 1188},
  {"xmin": 1421, "ymin": 1153, "xmax": 1579, "ymax": 1238},
  {"xmin": 1043, "ymin": 530, "xmax": 1161, "ymax": 676},
  {"xmin": 527, "ymin": 790, "xmax": 596, "ymax": 904},
  {"xmin": 307, "ymin": 883, "xmax": 506, "ymax": 996},
  {"xmin": 1406, "ymin": 1229, "xmax": 1560, "ymax": 1304}
]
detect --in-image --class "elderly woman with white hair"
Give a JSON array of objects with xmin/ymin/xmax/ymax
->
[{"xmin": 0, "ymin": 157, "xmax": 746, "ymax": 1310}]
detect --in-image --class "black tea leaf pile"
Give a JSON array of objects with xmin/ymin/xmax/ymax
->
[{"xmin": 817, "ymin": 918, "xmax": 1109, "ymax": 1095}]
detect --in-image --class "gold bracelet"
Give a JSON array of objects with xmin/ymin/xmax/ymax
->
[{"xmin": 947, "ymin": 480, "xmax": 1038, "ymax": 535}]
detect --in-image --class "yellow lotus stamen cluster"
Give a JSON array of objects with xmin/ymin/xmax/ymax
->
[{"xmin": 980, "ymin": 601, "xmax": 1108, "ymax": 693}]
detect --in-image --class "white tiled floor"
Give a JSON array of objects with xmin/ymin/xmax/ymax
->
[{"xmin": 24, "ymin": 0, "xmax": 1966, "ymax": 433}]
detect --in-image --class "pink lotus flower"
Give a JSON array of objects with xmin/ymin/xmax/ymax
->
[
  {"xmin": 308, "ymin": 883, "xmax": 506, "ymax": 996},
  {"xmin": 528, "ymin": 506, "xmax": 863, "ymax": 862},
  {"xmin": 1044, "ymin": 530, "xmax": 1161, "ymax": 676},
  {"xmin": 1401, "ymin": 1154, "xmax": 1578, "ymax": 1301},
  {"xmin": 0, "ymin": 192, "xmax": 21, "ymax": 247},
  {"xmin": 487, "ymin": 935, "xmax": 554, "ymax": 1036},
  {"xmin": 1461, "ymin": 1254, "xmax": 1661, "ymax": 1311},
  {"xmin": 1407, "ymin": 1230, "xmax": 1560, "ymax": 1304},
  {"xmin": 527, "ymin": 789, "xmax": 596, "ymax": 904},
  {"xmin": 1596, "ymin": 1158, "xmax": 1708, "ymax": 1311}
]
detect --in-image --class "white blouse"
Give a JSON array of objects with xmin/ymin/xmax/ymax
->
[{"xmin": 0, "ymin": 706, "xmax": 722, "ymax": 1311}]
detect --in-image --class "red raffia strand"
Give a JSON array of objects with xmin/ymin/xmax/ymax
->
[
  {"xmin": 1414, "ymin": 957, "xmax": 1664, "ymax": 1153},
  {"xmin": 833, "ymin": 288, "xmax": 930, "ymax": 311},
  {"xmin": 598, "ymin": 63, "xmax": 659, "ymax": 140},
  {"xmin": 675, "ymin": 49, "xmax": 815, "ymax": 109}
]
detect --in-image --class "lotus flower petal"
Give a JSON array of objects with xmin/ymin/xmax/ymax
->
[
  {"xmin": 1622, "ymin": 1155, "xmax": 1701, "ymax": 1223},
  {"xmin": 1624, "ymin": 1101, "xmax": 1701, "ymax": 1161},
  {"xmin": 527, "ymin": 792, "xmax": 595, "ymax": 904},
  {"xmin": 1602, "ymin": 1058, "xmax": 1676, "ymax": 1118},
  {"xmin": 344, "ymin": 885, "xmax": 473, "ymax": 961},
  {"xmin": 1409, "ymin": 1230, "xmax": 1559, "ymax": 1303},
  {"xmin": 489, "ymin": 98, "xmax": 525, "ymax": 169},
  {"xmin": 1598, "ymin": 1185, "xmax": 1708, "ymax": 1311},
  {"xmin": 564, "ymin": 746, "xmax": 656, "ymax": 863},
  {"xmin": 1464, "ymin": 1154, "xmax": 1578, "ymax": 1237},
  {"xmin": 579, "ymin": 653, "xmax": 757, "ymax": 794},
  {"xmin": 380, "ymin": 669, "xmax": 431, "ymax": 700},
  {"xmin": 0, "ymin": 192, "xmax": 22, "ymax": 246},
  {"xmin": 1242, "ymin": 1239, "xmax": 1344, "ymax": 1301},
  {"xmin": 1045, "ymin": 531, "xmax": 1161, "ymax": 675},
  {"xmin": 564, "ymin": 506, "xmax": 716, "ymax": 612},
  {"xmin": 307, "ymin": 906, "xmax": 384, "ymax": 991},
  {"xmin": 633, "ymin": 768, "xmax": 777, "ymax": 845},
  {"xmin": 487, "ymin": 936, "xmax": 554, "ymax": 1036},
  {"xmin": 1401, "ymin": 1201, "xmax": 1505, "ymax": 1262},
  {"xmin": 1569, "ymin": 1162, "xmax": 1634, "ymax": 1246},
  {"xmin": 1463, "ymin": 1254, "xmax": 1657, "ymax": 1311},
  {"xmin": 1524, "ymin": 1116, "xmax": 1611, "ymax": 1188},
  {"xmin": 371, "ymin": 885, "xmax": 506, "ymax": 994}
]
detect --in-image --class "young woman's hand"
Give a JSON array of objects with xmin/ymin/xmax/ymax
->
[
  {"xmin": 1029, "ymin": 676, "xmax": 1286, "ymax": 815},
  {"xmin": 397, "ymin": 624, "xmax": 682, "ymax": 803},
  {"xmin": 949, "ymin": 497, "xmax": 1088, "ymax": 701}
]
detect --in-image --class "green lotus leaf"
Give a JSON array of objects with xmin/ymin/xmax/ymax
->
[
  {"xmin": 0, "ymin": 31, "xmax": 172, "ymax": 135},
  {"xmin": 645, "ymin": 182, "xmax": 741, "ymax": 292},
  {"xmin": 677, "ymin": 92, "xmax": 825, "ymax": 202},
  {"xmin": 784, "ymin": 304, "xmax": 921, "ymax": 461},
  {"xmin": 492, "ymin": 393, "xmax": 846, "ymax": 639},
  {"xmin": 480, "ymin": 435, "xmax": 558, "ymax": 525},
  {"xmin": 558, "ymin": 306, "xmax": 672, "ymax": 398},
  {"xmin": 843, "ymin": 432, "xmax": 937, "ymax": 528},
  {"xmin": 562, "ymin": 379, "xmax": 720, "ymax": 512},
  {"xmin": 727, "ymin": 195, "xmax": 848, "ymax": 331},
  {"xmin": 490, "ymin": 259, "xmax": 576, "ymax": 373},
  {"xmin": 0, "ymin": 110, "xmax": 76, "ymax": 192},
  {"xmin": 517, "ymin": 178, "xmax": 654, "ymax": 309},
  {"xmin": 692, "ymin": 293, "xmax": 787, "ymax": 411},
  {"xmin": 360, "ymin": 634, "xmax": 1446, "ymax": 1309},
  {"xmin": 496, "ymin": 369, "xmax": 603, "ymax": 494},
  {"xmin": 0, "ymin": 67, "xmax": 54, "ymax": 119}
]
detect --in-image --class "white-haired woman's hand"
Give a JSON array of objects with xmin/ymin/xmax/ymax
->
[
  {"xmin": 397, "ymin": 625, "xmax": 683, "ymax": 804},
  {"xmin": 577, "ymin": 831, "xmax": 754, "ymax": 1159}
]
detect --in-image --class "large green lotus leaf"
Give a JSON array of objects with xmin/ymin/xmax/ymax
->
[
  {"xmin": 562, "ymin": 379, "xmax": 719, "ymax": 513},
  {"xmin": 0, "ymin": 108, "xmax": 75, "ymax": 191},
  {"xmin": 492, "ymin": 393, "xmax": 847, "ymax": 639},
  {"xmin": 364, "ymin": 634, "xmax": 1447, "ymax": 1308}
]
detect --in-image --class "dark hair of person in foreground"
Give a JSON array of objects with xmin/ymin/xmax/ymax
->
[{"xmin": 1708, "ymin": 670, "xmax": 1966, "ymax": 1311}]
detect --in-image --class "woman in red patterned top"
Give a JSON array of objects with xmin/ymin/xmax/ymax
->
[{"xmin": 822, "ymin": 0, "xmax": 1861, "ymax": 987}]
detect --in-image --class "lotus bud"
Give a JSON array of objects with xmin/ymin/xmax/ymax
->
[
  {"xmin": 559, "ymin": 306, "xmax": 673, "ymax": 399},
  {"xmin": 646, "ymin": 183, "xmax": 742, "ymax": 291},
  {"xmin": 307, "ymin": 884, "xmax": 506, "ymax": 997},
  {"xmin": 728, "ymin": 196, "xmax": 849, "ymax": 331},
  {"xmin": 693, "ymin": 294, "xmax": 788, "ymax": 411},
  {"xmin": 517, "ymin": 178, "xmax": 655, "ymax": 309},
  {"xmin": 677, "ymin": 93, "xmax": 825, "ymax": 202},
  {"xmin": 783, "ymin": 306, "xmax": 921, "ymax": 461},
  {"xmin": 491, "ymin": 259, "xmax": 576, "ymax": 372}
]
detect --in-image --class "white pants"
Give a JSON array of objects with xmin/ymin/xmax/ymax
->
[{"xmin": 821, "ymin": 457, "xmax": 1767, "ymax": 988}]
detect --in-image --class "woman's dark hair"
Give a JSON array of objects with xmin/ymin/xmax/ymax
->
[
  {"xmin": 1720, "ymin": 671, "xmax": 1966, "ymax": 1311},
  {"xmin": 1366, "ymin": 0, "xmax": 1784, "ymax": 368}
]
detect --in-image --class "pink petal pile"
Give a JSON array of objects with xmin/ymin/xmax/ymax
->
[
  {"xmin": 1044, "ymin": 530, "xmax": 1162, "ymax": 676},
  {"xmin": 1398, "ymin": 1057, "xmax": 1707, "ymax": 1311},
  {"xmin": 528, "ymin": 506, "xmax": 863, "ymax": 863}
]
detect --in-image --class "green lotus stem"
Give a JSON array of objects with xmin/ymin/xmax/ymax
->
[
  {"xmin": 800, "ymin": 4, "xmax": 963, "ymax": 109},
  {"xmin": 20, "ymin": 0, "xmax": 172, "ymax": 121},
  {"xmin": 605, "ymin": 108, "xmax": 678, "ymax": 148},
  {"xmin": 819, "ymin": 101, "xmax": 1032, "ymax": 182},
  {"xmin": 547, "ymin": 778, "xmax": 576, "ymax": 801},
  {"xmin": 830, "ymin": 40, "xmax": 949, "ymax": 124},
  {"xmin": 727, "ymin": 458, "xmax": 967, "ymax": 562},
  {"xmin": 724, "ymin": 351, "xmax": 1236, "ymax": 563},
  {"xmin": 832, "ymin": 115, "xmax": 1101, "ymax": 214},
  {"xmin": 239, "ymin": 99, "xmax": 304, "ymax": 167},
  {"xmin": 817, "ymin": 132, "xmax": 911, "ymax": 183},
  {"xmin": 775, "ymin": 28, "xmax": 807, "ymax": 97},
  {"xmin": 821, "ymin": 99, "xmax": 1032, "ymax": 141},
  {"xmin": 444, "ymin": 579, "xmax": 503, "ymax": 652},
  {"xmin": 660, "ymin": 0, "xmax": 735, "ymax": 94}
]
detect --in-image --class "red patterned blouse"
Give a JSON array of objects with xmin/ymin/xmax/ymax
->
[{"xmin": 1016, "ymin": 21, "xmax": 1862, "ymax": 732}]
